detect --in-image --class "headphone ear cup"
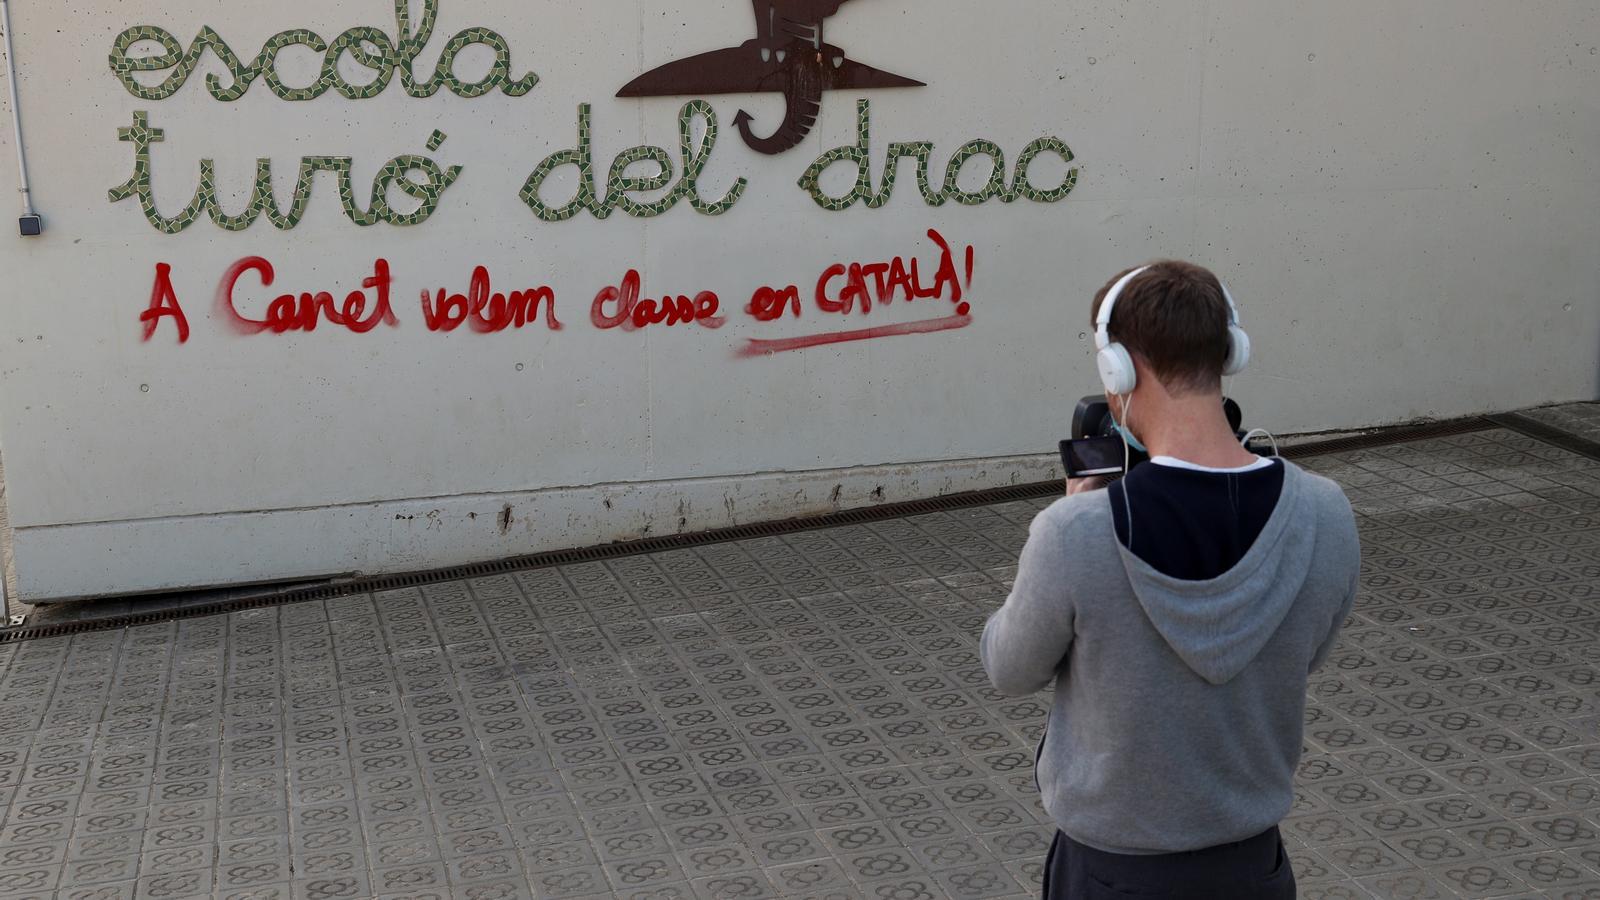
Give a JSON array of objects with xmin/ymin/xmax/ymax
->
[
  {"xmin": 1224, "ymin": 326, "xmax": 1251, "ymax": 376},
  {"xmin": 1097, "ymin": 343, "xmax": 1137, "ymax": 396}
]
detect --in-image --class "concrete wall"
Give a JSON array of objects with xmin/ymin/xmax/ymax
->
[{"xmin": 0, "ymin": 0, "xmax": 1596, "ymax": 601}]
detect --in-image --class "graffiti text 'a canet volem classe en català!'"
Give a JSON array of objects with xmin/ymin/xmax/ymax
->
[
  {"xmin": 105, "ymin": 0, "xmax": 1078, "ymax": 232},
  {"xmin": 139, "ymin": 228, "xmax": 976, "ymax": 358}
]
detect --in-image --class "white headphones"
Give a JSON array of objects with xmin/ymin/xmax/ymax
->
[{"xmin": 1094, "ymin": 265, "xmax": 1251, "ymax": 396}]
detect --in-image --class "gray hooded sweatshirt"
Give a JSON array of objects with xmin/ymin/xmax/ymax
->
[{"xmin": 981, "ymin": 461, "xmax": 1359, "ymax": 855}]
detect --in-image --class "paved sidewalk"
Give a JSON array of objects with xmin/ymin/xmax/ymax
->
[
  {"xmin": 1525, "ymin": 404, "xmax": 1600, "ymax": 445},
  {"xmin": 0, "ymin": 423, "xmax": 1597, "ymax": 899}
]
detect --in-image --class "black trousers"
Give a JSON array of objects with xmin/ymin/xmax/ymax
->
[{"xmin": 1041, "ymin": 826, "xmax": 1294, "ymax": 899}]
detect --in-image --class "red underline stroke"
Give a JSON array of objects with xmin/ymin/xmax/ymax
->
[{"xmin": 738, "ymin": 314, "xmax": 972, "ymax": 358}]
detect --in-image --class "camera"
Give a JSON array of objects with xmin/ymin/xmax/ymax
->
[{"xmin": 1061, "ymin": 395, "xmax": 1247, "ymax": 479}]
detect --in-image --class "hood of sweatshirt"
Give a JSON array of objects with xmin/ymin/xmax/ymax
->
[{"xmin": 1114, "ymin": 463, "xmax": 1314, "ymax": 685}]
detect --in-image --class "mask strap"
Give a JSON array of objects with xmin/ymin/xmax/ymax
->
[{"xmin": 1241, "ymin": 427, "xmax": 1281, "ymax": 458}]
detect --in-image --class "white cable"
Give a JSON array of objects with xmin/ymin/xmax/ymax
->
[
  {"xmin": 1241, "ymin": 427, "xmax": 1281, "ymax": 458},
  {"xmin": 1119, "ymin": 394, "xmax": 1135, "ymax": 553},
  {"xmin": 0, "ymin": 0, "xmax": 35, "ymax": 219}
]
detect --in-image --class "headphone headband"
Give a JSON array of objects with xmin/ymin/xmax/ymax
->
[
  {"xmin": 1218, "ymin": 282, "xmax": 1242, "ymax": 328},
  {"xmin": 1095, "ymin": 264, "xmax": 1242, "ymax": 347},
  {"xmin": 1094, "ymin": 266, "xmax": 1151, "ymax": 349},
  {"xmin": 1093, "ymin": 263, "xmax": 1250, "ymax": 395}
]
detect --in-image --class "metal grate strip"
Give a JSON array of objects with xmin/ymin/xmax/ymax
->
[
  {"xmin": 0, "ymin": 481, "xmax": 1063, "ymax": 643},
  {"xmin": 1275, "ymin": 416, "xmax": 1496, "ymax": 458}
]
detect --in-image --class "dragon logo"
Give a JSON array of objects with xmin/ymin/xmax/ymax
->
[{"xmin": 617, "ymin": 1, "xmax": 924, "ymax": 155}]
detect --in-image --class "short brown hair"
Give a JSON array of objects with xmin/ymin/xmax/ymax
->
[{"xmin": 1090, "ymin": 260, "xmax": 1232, "ymax": 394}]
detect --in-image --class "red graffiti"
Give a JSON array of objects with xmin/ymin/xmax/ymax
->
[
  {"xmin": 592, "ymin": 270, "xmax": 725, "ymax": 331},
  {"xmin": 747, "ymin": 284, "xmax": 802, "ymax": 322},
  {"xmin": 140, "ymin": 262, "xmax": 190, "ymax": 344},
  {"xmin": 217, "ymin": 257, "xmax": 399, "ymax": 335},
  {"xmin": 150, "ymin": 232, "xmax": 972, "ymax": 353},
  {"xmin": 422, "ymin": 266, "xmax": 562, "ymax": 333},
  {"xmin": 739, "ymin": 313, "xmax": 971, "ymax": 357},
  {"xmin": 740, "ymin": 229, "xmax": 977, "ymax": 357},
  {"xmin": 815, "ymin": 229, "xmax": 973, "ymax": 317}
]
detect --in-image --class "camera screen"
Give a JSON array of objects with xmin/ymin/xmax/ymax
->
[{"xmin": 1060, "ymin": 437, "xmax": 1126, "ymax": 478}]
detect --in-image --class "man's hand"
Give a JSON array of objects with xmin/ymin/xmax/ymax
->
[{"xmin": 1066, "ymin": 475, "xmax": 1112, "ymax": 496}]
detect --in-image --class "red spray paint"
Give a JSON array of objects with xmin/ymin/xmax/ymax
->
[
  {"xmin": 814, "ymin": 229, "xmax": 972, "ymax": 316},
  {"xmin": 422, "ymin": 266, "xmax": 561, "ymax": 332},
  {"xmin": 216, "ymin": 257, "xmax": 399, "ymax": 335},
  {"xmin": 592, "ymin": 270, "xmax": 725, "ymax": 331},
  {"xmin": 739, "ymin": 313, "xmax": 971, "ymax": 357},
  {"xmin": 140, "ymin": 263, "xmax": 190, "ymax": 344}
]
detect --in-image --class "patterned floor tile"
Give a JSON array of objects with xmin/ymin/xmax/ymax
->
[{"xmin": 1, "ymin": 425, "xmax": 1598, "ymax": 897}]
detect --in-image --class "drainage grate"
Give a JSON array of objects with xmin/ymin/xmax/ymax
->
[
  {"xmin": 0, "ymin": 413, "xmax": 1540, "ymax": 644},
  {"xmin": 1274, "ymin": 416, "xmax": 1496, "ymax": 458},
  {"xmin": 0, "ymin": 480, "xmax": 1065, "ymax": 644}
]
